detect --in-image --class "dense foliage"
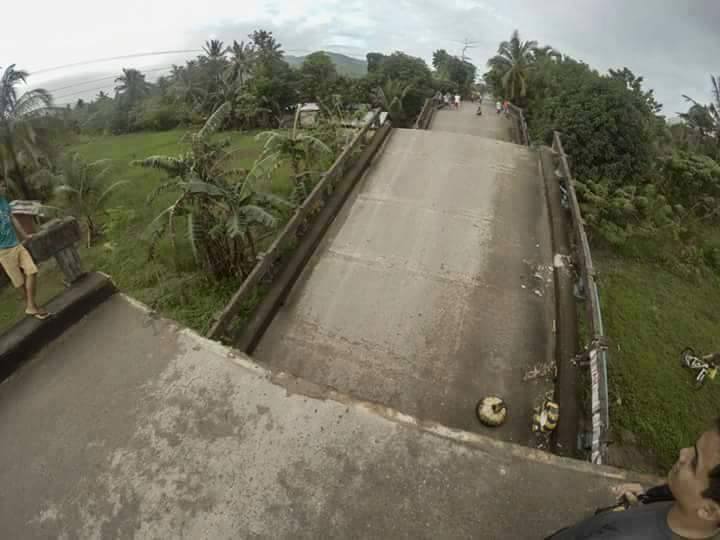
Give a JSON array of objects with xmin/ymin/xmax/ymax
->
[{"xmin": 486, "ymin": 30, "xmax": 720, "ymax": 266}]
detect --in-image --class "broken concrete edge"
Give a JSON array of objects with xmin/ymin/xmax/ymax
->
[
  {"xmin": 538, "ymin": 146, "xmax": 582, "ymax": 458},
  {"xmin": 0, "ymin": 272, "xmax": 116, "ymax": 384},
  {"xmin": 120, "ymin": 291, "xmax": 662, "ymax": 486},
  {"xmin": 236, "ymin": 123, "xmax": 394, "ymax": 354}
]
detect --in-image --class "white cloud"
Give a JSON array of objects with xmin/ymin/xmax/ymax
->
[{"xmin": 2, "ymin": 0, "xmax": 717, "ymax": 113}]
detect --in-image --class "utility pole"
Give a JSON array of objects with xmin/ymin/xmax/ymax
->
[{"xmin": 458, "ymin": 38, "xmax": 480, "ymax": 62}]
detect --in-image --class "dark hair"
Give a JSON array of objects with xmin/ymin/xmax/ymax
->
[{"xmin": 702, "ymin": 418, "xmax": 720, "ymax": 504}]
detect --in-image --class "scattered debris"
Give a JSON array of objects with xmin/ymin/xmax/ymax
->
[
  {"xmin": 523, "ymin": 360, "xmax": 556, "ymax": 381},
  {"xmin": 553, "ymin": 254, "xmax": 572, "ymax": 268},
  {"xmin": 533, "ymin": 399, "xmax": 560, "ymax": 433},
  {"xmin": 533, "ymin": 289, "xmax": 543, "ymax": 297}
]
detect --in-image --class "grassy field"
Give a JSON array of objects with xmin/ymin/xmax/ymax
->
[
  {"xmin": 598, "ymin": 249, "xmax": 720, "ymax": 471},
  {"xmin": 0, "ymin": 128, "xmax": 291, "ymax": 334}
]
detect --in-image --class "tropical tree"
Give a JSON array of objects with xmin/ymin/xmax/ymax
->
[
  {"xmin": 682, "ymin": 75, "xmax": 720, "ymax": 148},
  {"xmin": 256, "ymin": 106, "xmax": 331, "ymax": 203},
  {"xmin": 299, "ymin": 52, "xmax": 338, "ymax": 103},
  {"xmin": 52, "ymin": 153, "xmax": 128, "ymax": 246},
  {"xmin": 114, "ymin": 68, "xmax": 152, "ymax": 107},
  {"xmin": 227, "ymin": 40, "xmax": 256, "ymax": 86},
  {"xmin": 0, "ymin": 64, "xmax": 54, "ymax": 199},
  {"xmin": 133, "ymin": 103, "xmax": 290, "ymax": 277},
  {"xmin": 487, "ymin": 30, "xmax": 538, "ymax": 101},
  {"xmin": 372, "ymin": 79, "xmax": 412, "ymax": 127}
]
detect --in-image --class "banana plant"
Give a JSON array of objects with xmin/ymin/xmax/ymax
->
[
  {"xmin": 256, "ymin": 106, "xmax": 331, "ymax": 204},
  {"xmin": 134, "ymin": 102, "xmax": 290, "ymax": 278}
]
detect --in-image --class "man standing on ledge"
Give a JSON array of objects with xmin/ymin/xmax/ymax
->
[
  {"xmin": 547, "ymin": 418, "xmax": 720, "ymax": 539},
  {"xmin": 0, "ymin": 182, "xmax": 50, "ymax": 319}
]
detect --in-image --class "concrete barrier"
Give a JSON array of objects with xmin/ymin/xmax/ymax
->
[
  {"xmin": 0, "ymin": 218, "xmax": 116, "ymax": 381},
  {"xmin": 208, "ymin": 111, "xmax": 387, "ymax": 342},
  {"xmin": 413, "ymin": 98, "xmax": 438, "ymax": 130},
  {"xmin": 507, "ymin": 103, "xmax": 530, "ymax": 146}
]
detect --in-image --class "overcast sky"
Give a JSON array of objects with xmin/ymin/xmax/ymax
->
[{"xmin": 2, "ymin": 0, "xmax": 718, "ymax": 115}]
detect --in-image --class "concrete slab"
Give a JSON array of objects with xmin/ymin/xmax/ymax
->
[
  {"xmin": 0, "ymin": 272, "xmax": 116, "ymax": 382},
  {"xmin": 0, "ymin": 295, "xmax": 656, "ymax": 539},
  {"xmin": 431, "ymin": 101, "xmax": 513, "ymax": 141},
  {"xmin": 255, "ymin": 128, "xmax": 556, "ymax": 445}
]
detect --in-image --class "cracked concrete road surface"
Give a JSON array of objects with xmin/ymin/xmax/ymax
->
[
  {"xmin": 0, "ymin": 296, "xmax": 652, "ymax": 539},
  {"xmin": 255, "ymin": 102, "xmax": 555, "ymax": 444}
]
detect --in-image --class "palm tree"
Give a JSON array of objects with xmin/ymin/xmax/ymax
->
[
  {"xmin": 53, "ymin": 153, "xmax": 128, "ymax": 246},
  {"xmin": 202, "ymin": 40, "xmax": 227, "ymax": 62},
  {"xmin": 0, "ymin": 64, "xmax": 53, "ymax": 198},
  {"xmin": 487, "ymin": 30, "xmax": 538, "ymax": 101},
  {"xmin": 114, "ymin": 68, "xmax": 152, "ymax": 107},
  {"xmin": 133, "ymin": 103, "xmax": 290, "ymax": 277},
  {"xmin": 227, "ymin": 40, "xmax": 256, "ymax": 86},
  {"xmin": 682, "ymin": 75, "xmax": 720, "ymax": 144},
  {"xmin": 372, "ymin": 79, "xmax": 412, "ymax": 127}
]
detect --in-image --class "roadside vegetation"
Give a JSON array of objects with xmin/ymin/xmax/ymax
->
[
  {"xmin": 486, "ymin": 31, "xmax": 720, "ymax": 469},
  {"xmin": 0, "ymin": 31, "xmax": 478, "ymax": 334}
]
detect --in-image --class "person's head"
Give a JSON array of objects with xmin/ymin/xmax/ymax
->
[{"xmin": 669, "ymin": 418, "xmax": 720, "ymax": 524}]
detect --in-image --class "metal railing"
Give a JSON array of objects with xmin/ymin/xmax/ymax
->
[
  {"xmin": 207, "ymin": 110, "xmax": 386, "ymax": 340},
  {"xmin": 552, "ymin": 131, "xmax": 609, "ymax": 464}
]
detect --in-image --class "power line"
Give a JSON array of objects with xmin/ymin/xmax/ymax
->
[
  {"xmin": 45, "ymin": 65, "xmax": 174, "ymax": 94},
  {"xmin": 54, "ymin": 83, "xmax": 118, "ymax": 103},
  {"xmin": 28, "ymin": 50, "xmax": 201, "ymax": 76}
]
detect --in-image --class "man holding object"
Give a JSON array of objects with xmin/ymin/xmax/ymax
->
[
  {"xmin": 0, "ymin": 182, "xmax": 50, "ymax": 320},
  {"xmin": 547, "ymin": 419, "xmax": 720, "ymax": 538}
]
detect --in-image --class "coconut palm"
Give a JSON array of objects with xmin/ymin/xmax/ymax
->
[
  {"xmin": 487, "ymin": 30, "xmax": 538, "ymax": 100},
  {"xmin": 114, "ymin": 68, "xmax": 152, "ymax": 107},
  {"xmin": 53, "ymin": 153, "xmax": 128, "ymax": 246},
  {"xmin": 0, "ymin": 64, "xmax": 53, "ymax": 198},
  {"xmin": 133, "ymin": 102, "xmax": 290, "ymax": 277},
  {"xmin": 202, "ymin": 40, "xmax": 227, "ymax": 62},
  {"xmin": 227, "ymin": 40, "xmax": 256, "ymax": 86}
]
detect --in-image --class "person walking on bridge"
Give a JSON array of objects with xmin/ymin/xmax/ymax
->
[
  {"xmin": 546, "ymin": 418, "xmax": 720, "ymax": 539},
  {"xmin": 0, "ymin": 182, "xmax": 50, "ymax": 320}
]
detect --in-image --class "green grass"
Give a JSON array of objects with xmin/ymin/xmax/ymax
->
[
  {"xmin": 0, "ymin": 128, "xmax": 291, "ymax": 334},
  {"xmin": 598, "ymin": 249, "xmax": 720, "ymax": 470}
]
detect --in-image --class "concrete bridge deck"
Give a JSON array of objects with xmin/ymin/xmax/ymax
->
[
  {"xmin": 255, "ymin": 102, "xmax": 555, "ymax": 445},
  {"xmin": 0, "ymin": 295, "xmax": 653, "ymax": 539}
]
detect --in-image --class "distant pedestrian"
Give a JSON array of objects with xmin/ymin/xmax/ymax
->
[
  {"xmin": 454, "ymin": 94, "xmax": 461, "ymax": 109},
  {"xmin": 496, "ymin": 100, "xmax": 502, "ymax": 114}
]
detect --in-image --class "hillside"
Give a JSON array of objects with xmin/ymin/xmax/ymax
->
[{"xmin": 286, "ymin": 51, "xmax": 367, "ymax": 78}]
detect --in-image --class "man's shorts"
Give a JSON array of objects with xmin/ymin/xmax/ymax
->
[{"xmin": 0, "ymin": 244, "xmax": 38, "ymax": 288}]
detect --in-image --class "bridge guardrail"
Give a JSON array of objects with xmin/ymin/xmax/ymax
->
[
  {"xmin": 414, "ymin": 98, "xmax": 437, "ymax": 130},
  {"xmin": 207, "ymin": 110, "xmax": 386, "ymax": 341},
  {"xmin": 506, "ymin": 103, "xmax": 530, "ymax": 146},
  {"xmin": 552, "ymin": 131, "xmax": 609, "ymax": 465},
  {"xmin": 0, "ymin": 216, "xmax": 85, "ymax": 291}
]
